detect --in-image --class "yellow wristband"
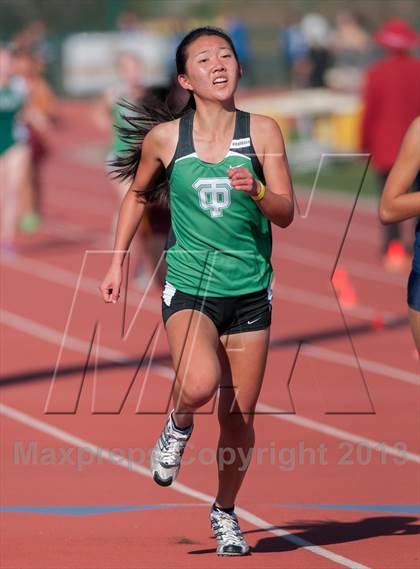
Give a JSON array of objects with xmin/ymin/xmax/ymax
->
[{"xmin": 252, "ymin": 182, "xmax": 266, "ymax": 202}]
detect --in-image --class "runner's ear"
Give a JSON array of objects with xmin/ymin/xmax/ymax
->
[{"xmin": 178, "ymin": 73, "xmax": 193, "ymax": 91}]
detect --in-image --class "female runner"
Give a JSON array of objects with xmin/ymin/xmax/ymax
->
[
  {"xmin": 100, "ymin": 27, "xmax": 294, "ymax": 556},
  {"xmin": 0, "ymin": 46, "xmax": 30, "ymax": 254},
  {"xmin": 379, "ymin": 116, "xmax": 420, "ymax": 353}
]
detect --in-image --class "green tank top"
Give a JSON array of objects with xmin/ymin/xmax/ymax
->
[
  {"xmin": 0, "ymin": 80, "xmax": 26, "ymax": 155},
  {"xmin": 111, "ymin": 102, "xmax": 133, "ymax": 155},
  {"xmin": 109, "ymin": 83, "xmax": 142, "ymax": 156},
  {"xmin": 165, "ymin": 109, "xmax": 272, "ymax": 297}
]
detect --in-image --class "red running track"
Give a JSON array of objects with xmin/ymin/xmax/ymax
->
[{"xmin": 1, "ymin": 100, "xmax": 419, "ymax": 569}]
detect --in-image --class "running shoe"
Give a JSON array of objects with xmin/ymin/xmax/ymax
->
[
  {"xmin": 150, "ymin": 411, "xmax": 193, "ymax": 486},
  {"xmin": 210, "ymin": 505, "xmax": 250, "ymax": 556}
]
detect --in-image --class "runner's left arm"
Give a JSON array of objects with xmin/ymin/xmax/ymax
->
[
  {"xmin": 379, "ymin": 117, "xmax": 420, "ymax": 224},
  {"xmin": 229, "ymin": 116, "xmax": 294, "ymax": 227}
]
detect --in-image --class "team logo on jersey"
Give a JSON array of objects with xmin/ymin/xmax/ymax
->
[
  {"xmin": 192, "ymin": 178, "xmax": 231, "ymax": 218},
  {"xmin": 230, "ymin": 137, "xmax": 251, "ymax": 149}
]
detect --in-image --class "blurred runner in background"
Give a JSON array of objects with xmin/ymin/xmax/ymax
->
[
  {"xmin": 0, "ymin": 46, "xmax": 30, "ymax": 255},
  {"xmin": 109, "ymin": 80, "xmax": 188, "ymax": 289},
  {"xmin": 94, "ymin": 52, "xmax": 151, "ymax": 287},
  {"xmin": 327, "ymin": 9, "xmax": 371, "ymax": 92},
  {"xmin": 95, "ymin": 52, "xmax": 145, "ymax": 202},
  {"xmin": 361, "ymin": 19, "xmax": 420, "ymax": 271},
  {"xmin": 133, "ymin": 85, "xmax": 173, "ymax": 288},
  {"xmin": 14, "ymin": 49, "xmax": 59, "ymax": 233}
]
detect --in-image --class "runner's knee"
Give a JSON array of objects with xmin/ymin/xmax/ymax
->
[{"xmin": 176, "ymin": 372, "xmax": 218, "ymax": 408}]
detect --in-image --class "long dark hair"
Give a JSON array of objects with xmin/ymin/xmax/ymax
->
[{"xmin": 110, "ymin": 26, "xmax": 239, "ymax": 205}]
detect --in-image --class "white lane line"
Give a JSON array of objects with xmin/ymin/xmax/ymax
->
[
  {"xmin": 1, "ymin": 261, "xmax": 415, "ymax": 384},
  {"xmin": 0, "ymin": 250, "xmax": 401, "ymax": 323},
  {"xmin": 0, "ymin": 255, "xmax": 161, "ymax": 313},
  {"xmin": 275, "ymin": 284, "xmax": 397, "ymax": 322},
  {"xmin": 0, "ymin": 402, "xmax": 370, "ymax": 569},
  {"xmin": 0, "ymin": 309, "xmax": 171, "ymax": 382},
  {"xmin": 257, "ymin": 403, "xmax": 420, "ymax": 464},
  {"xmin": 274, "ymin": 243, "xmax": 405, "ymax": 287},
  {"xmin": 302, "ymin": 345, "xmax": 419, "ymax": 387},
  {"xmin": 1, "ymin": 298, "xmax": 417, "ymax": 390},
  {"xmin": 1, "ymin": 308, "xmax": 418, "ymax": 465},
  {"xmin": 292, "ymin": 212, "xmax": 379, "ymax": 243}
]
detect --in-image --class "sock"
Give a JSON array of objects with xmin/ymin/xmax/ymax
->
[
  {"xmin": 213, "ymin": 502, "xmax": 235, "ymax": 515},
  {"xmin": 170, "ymin": 412, "xmax": 192, "ymax": 434}
]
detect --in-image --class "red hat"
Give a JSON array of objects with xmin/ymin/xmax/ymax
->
[{"xmin": 374, "ymin": 19, "xmax": 419, "ymax": 50}]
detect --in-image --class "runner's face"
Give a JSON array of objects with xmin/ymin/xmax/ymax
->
[
  {"xmin": 118, "ymin": 54, "xmax": 142, "ymax": 85},
  {"xmin": 179, "ymin": 35, "xmax": 241, "ymax": 103}
]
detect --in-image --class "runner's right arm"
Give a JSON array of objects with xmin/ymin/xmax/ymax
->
[
  {"xmin": 379, "ymin": 117, "xmax": 420, "ymax": 224},
  {"xmin": 100, "ymin": 127, "xmax": 165, "ymax": 302}
]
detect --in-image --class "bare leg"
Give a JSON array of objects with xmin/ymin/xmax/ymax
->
[
  {"xmin": 0, "ymin": 144, "xmax": 30, "ymax": 243},
  {"xmin": 19, "ymin": 160, "xmax": 34, "ymax": 217},
  {"xmin": 408, "ymin": 307, "xmax": 420, "ymax": 356},
  {"xmin": 166, "ymin": 309, "xmax": 221, "ymax": 429},
  {"xmin": 215, "ymin": 328, "xmax": 270, "ymax": 508}
]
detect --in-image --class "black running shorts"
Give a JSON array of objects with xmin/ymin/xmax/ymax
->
[
  {"xmin": 408, "ymin": 269, "xmax": 420, "ymax": 311},
  {"xmin": 161, "ymin": 281, "xmax": 272, "ymax": 336}
]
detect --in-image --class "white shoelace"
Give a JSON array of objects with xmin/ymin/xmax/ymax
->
[
  {"xmin": 213, "ymin": 512, "xmax": 244, "ymax": 545},
  {"xmin": 160, "ymin": 424, "xmax": 190, "ymax": 465}
]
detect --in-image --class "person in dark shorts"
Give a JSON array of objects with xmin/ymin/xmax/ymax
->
[
  {"xmin": 100, "ymin": 27, "xmax": 294, "ymax": 556},
  {"xmin": 379, "ymin": 116, "xmax": 420, "ymax": 353}
]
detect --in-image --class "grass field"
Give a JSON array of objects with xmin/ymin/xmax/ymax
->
[{"xmin": 290, "ymin": 160, "xmax": 379, "ymax": 197}]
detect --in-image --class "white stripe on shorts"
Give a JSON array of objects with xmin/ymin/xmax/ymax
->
[{"xmin": 162, "ymin": 281, "xmax": 177, "ymax": 307}]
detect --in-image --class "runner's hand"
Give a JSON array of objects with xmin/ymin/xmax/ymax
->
[
  {"xmin": 100, "ymin": 265, "xmax": 122, "ymax": 303},
  {"xmin": 228, "ymin": 167, "xmax": 259, "ymax": 197}
]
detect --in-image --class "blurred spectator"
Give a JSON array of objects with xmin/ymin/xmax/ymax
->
[
  {"xmin": 332, "ymin": 10, "xmax": 371, "ymax": 67},
  {"xmin": 301, "ymin": 13, "xmax": 334, "ymax": 88},
  {"xmin": 279, "ymin": 9, "xmax": 310, "ymax": 88},
  {"xmin": 361, "ymin": 19, "xmax": 420, "ymax": 270},
  {"xmin": 225, "ymin": 17, "xmax": 254, "ymax": 86},
  {"xmin": 13, "ymin": 50, "xmax": 59, "ymax": 233},
  {"xmin": 165, "ymin": 18, "xmax": 186, "ymax": 78},
  {"xmin": 326, "ymin": 10, "xmax": 372, "ymax": 92},
  {"xmin": 11, "ymin": 21, "xmax": 54, "ymax": 66},
  {"xmin": 117, "ymin": 11, "xmax": 143, "ymax": 34},
  {"xmin": 0, "ymin": 47, "xmax": 30, "ymax": 255}
]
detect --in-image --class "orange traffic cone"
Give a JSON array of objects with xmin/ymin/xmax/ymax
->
[
  {"xmin": 332, "ymin": 266, "xmax": 357, "ymax": 308},
  {"xmin": 384, "ymin": 240, "xmax": 410, "ymax": 273}
]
